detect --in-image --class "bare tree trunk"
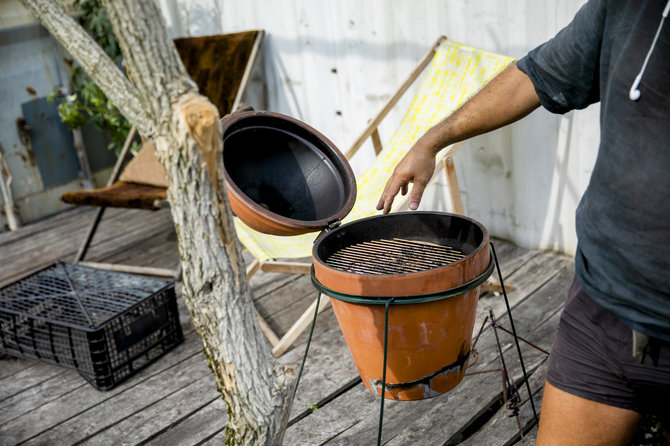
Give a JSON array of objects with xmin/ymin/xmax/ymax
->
[
  {"xmin": 161, "ymin": 93, "xmax": 294, "ymax": 445},
  {"xmin": 19, "ymin": 0, "xmax": 295, "ymax": 444}
]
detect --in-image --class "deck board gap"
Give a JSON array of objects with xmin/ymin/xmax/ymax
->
[{"xmin": 135, "ymin": 395, "xmax": 221, "ymax": 446}]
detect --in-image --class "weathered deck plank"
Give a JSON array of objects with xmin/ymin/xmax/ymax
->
[
  {"xmin": 0, "ymin": 368, "xmax": 86, "ymax": 425},
  {"xmin": 381, "ymin": 264, "xmax": 573, "ymax": 446},
  {"xmin": 0, "ymin": 356, "xmax": 35, "ymax": 380},
  {"xmin": 77, "ymin": 374, "xmax": 218, "ymax": 445},
  {"xmin": 459, "ymin": 361, "xmax": 548, "ymax": 446},
  {"xmin": 0, "ymin": 206, "xmax": 90, "ymax": 247},
  {"xmin": 282, "ymin": 268, "xmax": 569, "ymax": 445},
  {"xmin": 0, "ymin": 363, "xmax": 70, "ymax": 404},
  {"xmin": 142, "ymin": 398, "xmax": 228, "ymax": 446},
  {"xmin": 0, "ymin": 207, "xmax": 178, "ymax": 288},
  {"xmin": 0, "ymin": 206, "xmax": 574, "ymax": 445},
  {"xmin": 1, "ymin": 333, "xmax": 207, "ymax": 444}
]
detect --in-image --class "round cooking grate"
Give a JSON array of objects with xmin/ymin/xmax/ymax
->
[{"xmin": 324, "ymin": 238, "xmax": 465, "ymax": 275}]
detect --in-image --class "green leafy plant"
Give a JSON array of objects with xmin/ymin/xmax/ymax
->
[{"xmin": 48, "ymin": 0, "xmax": 137, "ymax": 155}]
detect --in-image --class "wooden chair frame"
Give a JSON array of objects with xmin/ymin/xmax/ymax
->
[{"xmin": 73, "ymin": 31, "xmax": 265, "ymax": 280}]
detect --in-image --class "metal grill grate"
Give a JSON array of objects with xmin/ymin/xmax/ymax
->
[{"xmin": 325, "ymin": 238, "xmax": 465, "ymax": 275}]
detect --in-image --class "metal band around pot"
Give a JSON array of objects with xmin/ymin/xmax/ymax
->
[{"xmin": 310, "ymin": 248, "xmax": 495, "ymax": 305}]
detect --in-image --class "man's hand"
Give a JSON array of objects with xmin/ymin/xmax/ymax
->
[
  {"xmin": 376, "ymin": 142, "xmax": 437, "ymax": 214},
  {"xmin": 375, "ymin": 62, "xmax": 541, "ymax": 215}
]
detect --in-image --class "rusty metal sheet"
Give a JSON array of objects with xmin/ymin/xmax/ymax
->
[{"xmin": 21, "ymin": 96, "xmax": 80, "ymax": 188}]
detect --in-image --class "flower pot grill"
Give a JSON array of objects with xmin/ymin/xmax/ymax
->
[
  {"xmin": 221, "ymin": 110, "xmax": 536, "ymax": 440},
  {"xmin": 0, "ymin": 262, "xmax": 183, "ymax": 390},
  {"xmin": 311, "ymin": 212, "xmax": 492, "ymax": 401}
]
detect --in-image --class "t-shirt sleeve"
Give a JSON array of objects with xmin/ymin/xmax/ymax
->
[{"xmin": 516, "ymin": 0, "xmax": 606, "ymax": 114}]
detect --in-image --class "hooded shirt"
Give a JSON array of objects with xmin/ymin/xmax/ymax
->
[{"xmin": 517, "ymin": 0, "xmax": 670, "ymax": 341}]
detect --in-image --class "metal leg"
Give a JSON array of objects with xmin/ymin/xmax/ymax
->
[
  {"xmin": 490, "ymin": 242, "xmax": 539, "ymax": 426},
  {"xmin": 377, "ymin": 297, "xmax": 395, "ymax": 446},
  {"xmin": 291, "ymin": 292, "xmax": 323, "ymax": 400},
  {"xmin": 74, "ymin": 207, "xmax": 106, "ymax": 262},
  {"xmin": 73, "ymin": 126, "xmax": 137, "ymax": 263}
]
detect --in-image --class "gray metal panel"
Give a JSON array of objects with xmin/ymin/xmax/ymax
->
[
  {"xmin": 81, "ymin": 123, "xmax": 119, "ymax": 172},
  {"xmin": 21, "ymin": 97, "xmax": 80, "ymax": 188}
]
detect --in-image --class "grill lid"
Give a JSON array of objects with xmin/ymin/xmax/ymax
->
[{"xmin": 220, "ymin": 110, "xmax": 356, "ymax": 236}]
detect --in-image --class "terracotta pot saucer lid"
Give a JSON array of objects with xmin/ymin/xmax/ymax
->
[{"xmin": 220, "ymin": 110, "xmax": 356, "ymax": 236}]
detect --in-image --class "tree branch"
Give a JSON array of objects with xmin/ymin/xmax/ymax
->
[
  {"xmin": 102, "ymin": 0, "xmax": 197, "ymax": 138},
  {"xmin": 20, "ymin": 1, "xmax": 296, "ymax": 443},
  {"xmin": 19, "ymin": 0, "xmax": 153, "ymax": 137}
]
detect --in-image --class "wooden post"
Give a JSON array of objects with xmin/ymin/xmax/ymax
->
[
  {"xmin": 371, "ymin": 128, "xmax": 383, "ymax": 155},
  {"xmin": 0, "ymin": 150, "xmax": 21, "ymax": 230},
  {"xmin": 443, "ymin": 156, "xmax": 464, "ymax": 215}
]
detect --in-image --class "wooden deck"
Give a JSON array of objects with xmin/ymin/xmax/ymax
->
[{"xmin": 0, "ymin": 206, "xmax": 575, "ymax": 445}]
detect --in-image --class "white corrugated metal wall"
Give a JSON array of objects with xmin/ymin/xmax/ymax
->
[
  {"xmin": 158, "ymin": 0, "xmax": 597, "ymax": 256},
  {"xmin": 1, "ymin": 0, "xmax": 597, "ymax": 257}
]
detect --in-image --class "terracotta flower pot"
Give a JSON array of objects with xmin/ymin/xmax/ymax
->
[
  {"xmin": 312, "ymin": 212, "xmax": 491, "ymax": 400},
  {"xmin": 328, "ymin": 288, "xmax": 481, "ymax": 400}
]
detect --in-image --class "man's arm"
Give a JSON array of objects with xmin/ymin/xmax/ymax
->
[{"xmin": 376, "ymin": 61, "xmax": 541, "ymax": 214}]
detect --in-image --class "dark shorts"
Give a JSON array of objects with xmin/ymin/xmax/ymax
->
[{"xmin": 546, "ymin": 276, "xmax": 670, "ymax": 419}]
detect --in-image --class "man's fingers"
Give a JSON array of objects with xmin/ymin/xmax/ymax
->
[
  {"xmin": 376, "ymin": 194, "xmax": 396, "ymax": 214},
  {"xmin": 408, "ymin": 180, "xmax": 428, "ymax": 211},
  {"xmin": 376, "ymin": 192, "xmax": 397, "ymax": 215},
  {"xmin": 376, "ymin": 176, "xmax": 428, "ymax": 214},
  {"xmin": 376, "ymin": 177, "xmax": 407, "ymax": 214}
]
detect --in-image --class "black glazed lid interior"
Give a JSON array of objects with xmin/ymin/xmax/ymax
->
[{"xmin": 221, "ymin": 111, "xmax": 356, "ymax": 230}]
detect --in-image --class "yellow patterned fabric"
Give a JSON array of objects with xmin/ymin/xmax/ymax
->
[{"xmin": 234, "ymin": 40, "xmax": 514, "ymax": 261}]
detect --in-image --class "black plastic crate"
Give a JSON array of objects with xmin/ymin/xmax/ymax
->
[{"xmin": 0, "ymin": 262, "xmax": 183, "ymax": 390}]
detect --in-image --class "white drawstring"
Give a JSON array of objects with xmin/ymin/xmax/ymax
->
[{"xmin": 629, "ymin": 0, "xmax": 670, "ymax": 101}]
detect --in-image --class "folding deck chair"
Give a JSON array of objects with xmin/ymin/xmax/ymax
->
[
  {"xmin": 236, "ymin": 36, "xmax": 516, "ymax": 357},
  {"xmin": 62, "ymin": 30, "xmax": 265, "ymax": 279}
]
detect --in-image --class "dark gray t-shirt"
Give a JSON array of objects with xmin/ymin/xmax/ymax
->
[{"xmin": 517, "ymin": 0, "xmax": 670, "ymax": 341}]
